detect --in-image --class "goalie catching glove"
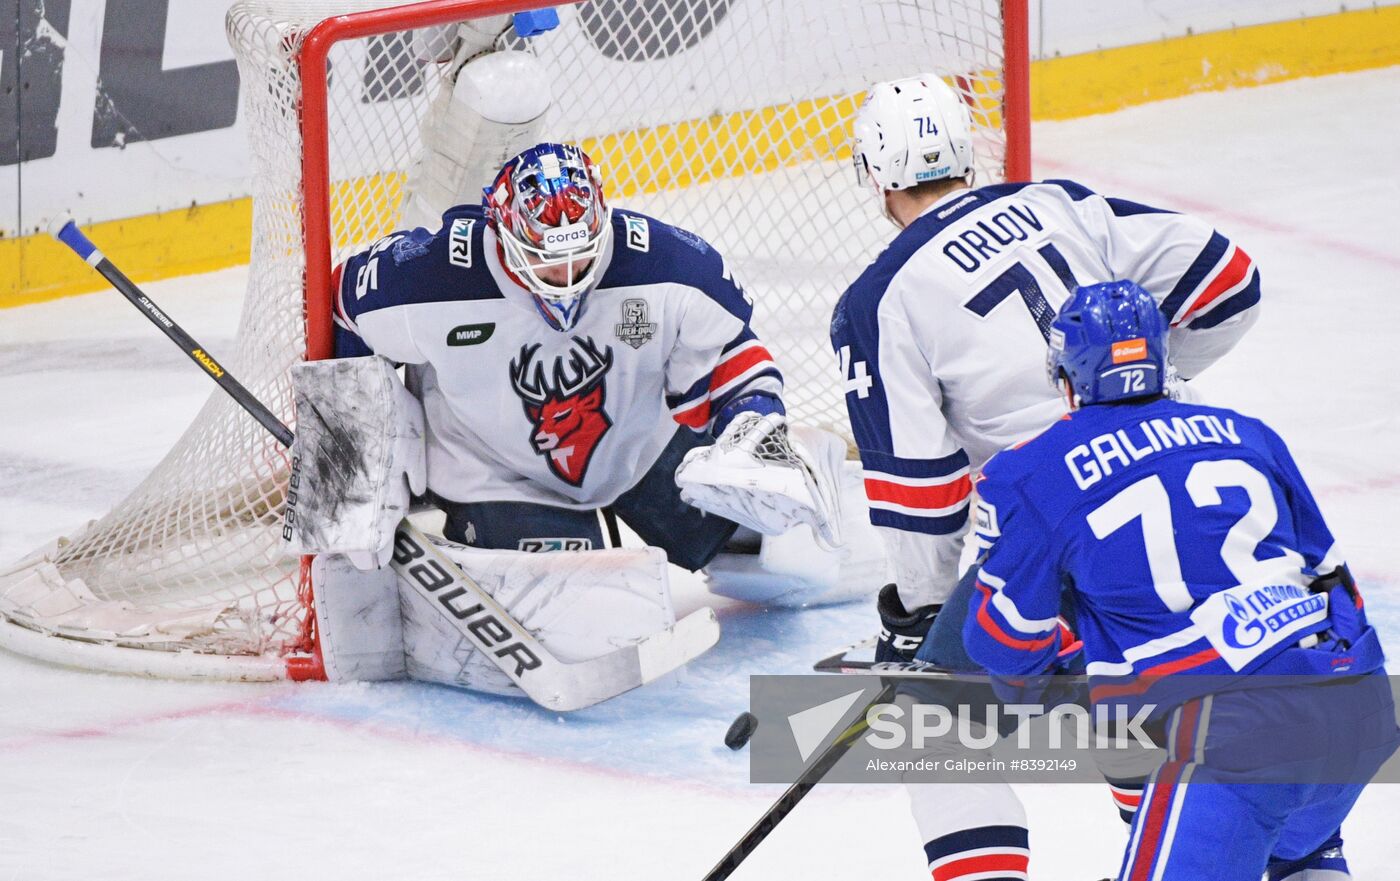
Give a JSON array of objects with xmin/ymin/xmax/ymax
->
[{"xmin": 674, "ymin": 409, "xmax": 844, "ymax": 549}]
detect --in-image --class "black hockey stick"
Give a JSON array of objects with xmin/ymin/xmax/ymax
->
[
  {"xmin": 813, "ymin": 635, "xmax": 881, "ymax": 673},
  {"xmin": 48, "ymin": 216, "xmax": 719, "ymax": 710},
  {"xmin": 813, "ymin": 635, "xmax": 960, "ymax": 676},
  {"xmin": 701, "ymin": 680, "xmax": 896, "ymax": 881},
  {"xmin": 50, "ymin": 215, "xmax": 294, "ymax": 448},
  {"xmin": 701, "ymin": 647, "xmax": 982, "ymax": 878}
]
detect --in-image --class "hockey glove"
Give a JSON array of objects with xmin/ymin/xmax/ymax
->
[
  {"xmin": 875, "ymin": 583, "xmax": 941, "ymax": 663},
  {"xmin": 675, "ymin": 411, "xmax": 844, "ymax": 549}
]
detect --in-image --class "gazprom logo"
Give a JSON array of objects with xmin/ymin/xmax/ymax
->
[
  {"xmin": 1226, "ymin": 595, "xmax": 1251, "ymax": 620},
  {"xmin": 1223, "ymin": 594, "xmax": 1266, "ymax": 649}
]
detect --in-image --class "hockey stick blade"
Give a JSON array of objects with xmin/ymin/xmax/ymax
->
[
  {"xmin": 813, "ymin": 636, "xmax": 961, "ymax": 678},
  {"xmin": 812, "ymin": 635, "xmax": 878, "ymax": 672},
  {"xmin": 50, "ymin": 218, "xmax": 721, "ymax": 710},
  {"xmin": 394, "ymin": 524, "xmax": 719, "ymax": 712}
]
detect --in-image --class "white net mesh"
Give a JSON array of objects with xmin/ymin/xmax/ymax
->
[{"xmin": 0, "ymin": 0, "xmax": 1021, "ymax": 671}]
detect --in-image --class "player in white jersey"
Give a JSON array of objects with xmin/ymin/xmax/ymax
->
[
  {"xmin": 286, "ymin": 142, "xmax": 877, "ymax": 701},
  {"xmin": 831, "ymin": 74, "xmax": 1263, "ymax": 879}
]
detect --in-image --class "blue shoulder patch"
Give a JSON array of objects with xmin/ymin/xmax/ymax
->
[
  {"xmin": 599, "ymin": 210, "xmax": 717, "ymax": 288},
  {"xmin": 1105, "ymin": 197, "xmax": 1175, "ymax": 218},
  {"xmin": 391, "ymin": 227, "xmax": 434, "ymax": 264}
]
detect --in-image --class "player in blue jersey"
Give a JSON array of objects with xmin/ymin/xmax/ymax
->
[
  {"xmin": 964, "ymin": 280, "xmax": 1398, "ymax": 881},
  {"xmin": 833, "ymin": 72, "xmax": 1264, "ymax": 877}
]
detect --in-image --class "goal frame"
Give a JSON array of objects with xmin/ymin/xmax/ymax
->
[
  {"xmin": 297, "ymin": 0, "xmax": 1032, "ymax": 362},
  {"xmin": 0, "ymin": 0, "xmax": 1031, "ymax": 682}
]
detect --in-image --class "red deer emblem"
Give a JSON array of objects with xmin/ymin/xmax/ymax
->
[{"xmin": 509, "ymin": 336, "xmax": 615, "ymax": 486}]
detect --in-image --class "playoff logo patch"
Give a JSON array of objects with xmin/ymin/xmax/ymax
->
[{"xmin": 614, "ymin": 298, "xmax": 657, "ymax": 349}]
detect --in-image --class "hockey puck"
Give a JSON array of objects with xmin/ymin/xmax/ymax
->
[{"xmin": 725, "ymin": 711, "xmax": 758, "ymax": 750}]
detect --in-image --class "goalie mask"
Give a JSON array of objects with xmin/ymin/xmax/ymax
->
[{"xmin": 485, "ymin": 142, "xmax": 613, "ymax": 332}]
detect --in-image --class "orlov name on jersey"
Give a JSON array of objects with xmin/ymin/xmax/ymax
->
[{"xmin": 509, "ymin": 337, "xmax": 615, "ymax": 486}]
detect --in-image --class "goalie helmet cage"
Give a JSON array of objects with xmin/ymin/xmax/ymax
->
[{"xmin": 0, "ymin": 0, "xmax": 1030, "ymax": 680}]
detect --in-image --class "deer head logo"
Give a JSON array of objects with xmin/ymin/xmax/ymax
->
[{"xmin": 509, "ymin": 336, "xmax": 615, "ymax": 486}]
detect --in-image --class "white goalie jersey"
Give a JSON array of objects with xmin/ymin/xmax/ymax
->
[
  {"xmin": 831, "ymin": 179, "xmax": 1262, "ymax": 607},
  {"xmin": 333, "ymin": 205, "xmax": 783, "ymax": 511}
]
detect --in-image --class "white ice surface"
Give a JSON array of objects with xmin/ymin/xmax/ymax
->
[{"xmin": 2, "ymin": 67, "xmax": 1399, "ymax": 880}]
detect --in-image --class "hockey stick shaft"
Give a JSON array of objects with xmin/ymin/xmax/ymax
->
[
  {"xmin": 51, "ymin": 216, "xmax": 294, "ymax": 449},
  {"xmin": 701, "ymin": 682, "xmax": 896, "ymax": 881},
  {"xmin": 45, "ymin": 218, "xmax": 564, "ymax": 692},
  {"xmin": 49, "ymin": 218, "xmax": 717, "ymax": 710}
]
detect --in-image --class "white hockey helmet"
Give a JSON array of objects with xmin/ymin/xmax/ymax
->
[{"xmin": 852, "ymin": 73, "xmax": 975, "ymax": 195}]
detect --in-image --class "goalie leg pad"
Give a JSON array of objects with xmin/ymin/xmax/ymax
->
[
  {"xmin": 703, "ymin": 461, "xmax": 889, "ymax": 607},
  {"xmin": 311, "ymin": 554, "xmax": 407, "ymax": 682},
  {"xmin": 399, "ymin": 541, "xmax": 677, "ymax": 697}
]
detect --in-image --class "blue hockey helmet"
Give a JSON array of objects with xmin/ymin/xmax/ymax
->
[{"xmin": 1047, "ymin": 280, "xmax": 1168, "ymax": 405}]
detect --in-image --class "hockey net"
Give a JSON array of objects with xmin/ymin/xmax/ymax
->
[{"xmin": 0, "ymin": 0, "xmax": 1028, "ymax": 679}]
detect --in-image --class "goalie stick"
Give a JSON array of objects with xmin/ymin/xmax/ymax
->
[{"xmin": 48, "ymin": 215, "xmax": 719, "ymax": 711}]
